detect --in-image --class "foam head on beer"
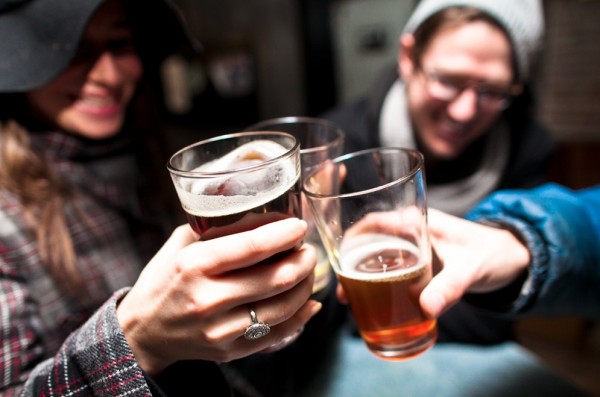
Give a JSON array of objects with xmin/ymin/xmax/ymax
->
[
  {"xmin": 169, "ymin": 137, "xmax": 301, "ymax": 240},
  {"xmin": 174, "ymin": 139, "xmax": 296, "ymax": 205},
  {"xmin": 190, "ymin": 140, "xmax": 289, "ymax": 195}
]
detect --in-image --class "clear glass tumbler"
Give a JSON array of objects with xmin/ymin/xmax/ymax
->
[
  {"xmin": 245, "ymin": 116, "xmax": 345, "ymax": 299},
  {"xmin": 303, "ymin": 147, "xmax": 437, "ymax": 360}
]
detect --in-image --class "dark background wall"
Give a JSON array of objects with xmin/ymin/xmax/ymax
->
[{"xmin": 166, "ymin": 0, "xmax": 600, "ymax": 151}]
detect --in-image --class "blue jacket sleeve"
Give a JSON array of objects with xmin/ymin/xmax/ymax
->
[{"xmin": 466, "ymin": 183, "xmax": 600, "ymax": 319}]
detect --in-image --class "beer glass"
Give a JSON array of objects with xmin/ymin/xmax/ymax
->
[
  {"xmin": 167, "ymin": 131, "xmax": 301, "ymax": 241},
  {"xmin": 245, "ymin": 117, "xmax": 345, "ymax": 299},
  {"xmin": 303, "ymin": 147, "xmax": 437, "ymax": 360},
  {"xmin": 167, "ymin": 131, "xmax": 302, "ymax": 350}
]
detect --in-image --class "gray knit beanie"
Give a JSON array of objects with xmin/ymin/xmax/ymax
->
[{"xmin": 402, "ymin": 0, "xmax": 544, "ymax": 82}]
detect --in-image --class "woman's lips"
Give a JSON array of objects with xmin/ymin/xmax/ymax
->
[{"xmin": 73, "ymin": 94, "xmax": 122, "ymax": 117}]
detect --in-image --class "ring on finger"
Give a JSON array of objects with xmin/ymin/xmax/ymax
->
[{"xmin": 244, "ymin": 306, "xmax": 271, "ymax": 340}]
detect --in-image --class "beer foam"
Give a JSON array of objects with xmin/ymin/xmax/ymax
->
[
  {"xmin": 339, "ymin": 236, "xmax": 424, "ymax": 281},
  {"xmin": 198, "ymin": 140, "xmax": 289, "ymax": 173},
  {"xmin": 178, "ymin": 176, "xmax": 296, "ymax": 217},
  {"xmin": 175, "ymin": 140, "xmax": 298, "ymax": 216}
]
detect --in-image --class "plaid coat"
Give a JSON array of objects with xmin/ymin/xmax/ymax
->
[{"xmin": 0, "ymin": 131, "xmax": 231, "ymax": 396}]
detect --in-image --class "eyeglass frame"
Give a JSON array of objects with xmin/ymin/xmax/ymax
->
[{"xmin": 418, "ymin": 67, "xmax": 523, "ymax": 111}]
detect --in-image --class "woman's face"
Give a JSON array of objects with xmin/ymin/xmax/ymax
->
[
  {"xmin": 399, "ymin": 21, "xmax": 515, "ymax": 161},
  {"xmin": 27, "ymin": 0, "xmax": 142, "ymax": 139}
]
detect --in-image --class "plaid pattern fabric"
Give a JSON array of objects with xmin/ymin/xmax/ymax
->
[
  {"xmin": 0, "ymin": 131, "xmax": 229, "ymax": 395},
  {"xmin": 22, "ymin": 288, "xmax": 151, "ymax": 396}
]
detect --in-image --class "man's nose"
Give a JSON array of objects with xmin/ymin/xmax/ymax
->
[{"xmin": 446, "ymin": 88, "xmax": 478, "ymax": 122}]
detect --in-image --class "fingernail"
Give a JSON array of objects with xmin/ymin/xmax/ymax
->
[
  {"xmin": 298, "ymin": 219, "xmax": 308, "ymax": 230},
  {"xmin": 309, "ymin": 300, "xmax": 323, "ymax": 317}
]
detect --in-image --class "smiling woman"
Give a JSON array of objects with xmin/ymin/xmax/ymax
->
[
  {"xmin": 26, "ymin": 0, "xmax": 143, "ymax": 139},
  {"xmin": 0, "ymin": 0, "xmax": 191, "ymax": 304},
  {"xmin": 0, "ymin": 0, "xmax": 322, "ymax": 396}
]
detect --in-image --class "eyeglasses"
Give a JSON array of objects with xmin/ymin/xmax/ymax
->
[{"xmin": 420, "ymin": 69, "xmax": 522, "ymax": 110}]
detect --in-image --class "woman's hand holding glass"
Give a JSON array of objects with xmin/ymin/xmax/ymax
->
[{"xmin": 116, "ymin": 218, "xmax": 320, "ymax": 377}]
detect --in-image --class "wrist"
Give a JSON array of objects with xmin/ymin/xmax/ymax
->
[
  {"xmin": 116, "ymin": 291, "xmax": 169, "ymax": 377},
  {"xmin": 467, "ymin": 214, "xmax": 550, "ymax": 314},
  {"xmin": 480, "ymin": 220, "xmax": 531, "ymax": 278},
  {"xmin": 464, "ymin": 221, "xmax": 532, "ymax": 311}
]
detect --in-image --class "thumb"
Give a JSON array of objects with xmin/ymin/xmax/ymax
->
[{"xmin": 419, "ymin": 267, "xmax": 470, "ymax": 319}]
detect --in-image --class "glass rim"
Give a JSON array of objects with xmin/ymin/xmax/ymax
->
[
  {"xmin": 167, "ymin": 130, "xmax": 300, "ymax": 179},
  {"xmin": 302, "ymin": 147, "xmax": 424, "ymax": 200},
  {"xmin": 244, "ymin": 116, "xmax": 345, "ymax": 155}
]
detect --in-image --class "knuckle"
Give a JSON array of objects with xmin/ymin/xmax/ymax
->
[
  {"xmin": 272, "ymin": 269, "xmax": 298, "ymax": 290},
  {"xmin": 245, "ymin": 233, "xmax": 267, "ymax": 256},
  {"xmin": 190, "ymin": 292, "xmax": 221, "ymax": 317},
  {"xmin": 173, "ymin": 248, "xmax": 199, "ymax": 275},
  {"xmin": 274, "ymin": 303, "xmax": 292, "ymax": 323},
  {"xmin": 202, "ymin": 328, "xmax": 225, "ymax": 346},
  {"xmin": 173, "ymin": 223, "xmax": 189, "ymax": 235}
]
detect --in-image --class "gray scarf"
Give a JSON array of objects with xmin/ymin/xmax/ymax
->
[{"xmin": 379, "ymin": 79, "xmax": 509, "ymax": 216}]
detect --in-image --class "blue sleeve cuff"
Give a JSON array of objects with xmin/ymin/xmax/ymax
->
[{"xmin": 466, "ymin": 216, "xmax": 549, "ymax": 314}]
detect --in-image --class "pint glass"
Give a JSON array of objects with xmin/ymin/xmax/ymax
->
[
  {"xmin": 167, "ymin": 131, "xmax": 302, "ymax": 350},
  {"xmin": 303, "ymin": 147, "xmax": 437, "ymax": 360},
  {"xmin": 245, "ymin": 117, "xmax": 345, "ymax": 298},
  {"xmin": 167, "ymin": 131, "xmax": 301, "ymax": 243}
]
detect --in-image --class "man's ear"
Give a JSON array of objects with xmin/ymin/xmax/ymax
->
[{"xmin": 398, "ymin": 33, "xmax": 416, "ymax": 79}]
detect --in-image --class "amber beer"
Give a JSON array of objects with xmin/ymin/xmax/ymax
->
[
  {"xmin": 182, "ymin": 178, "xmax": 301, "ymax": 241},
  {"xmin": 338, "ymin": 236, "xmax": 437, "ymax": 360}
]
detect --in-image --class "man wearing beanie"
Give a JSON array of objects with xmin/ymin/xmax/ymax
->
[{"xmin": 323, "ymin": 0, "xmax": 553, "ymax": 346}]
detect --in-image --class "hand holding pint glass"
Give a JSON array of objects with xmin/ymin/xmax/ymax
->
[
  {"xmin": 303, "ymin": 148, "xmax": 437, "ymax": 360},
  {"xmin": 167, "ymin": 131, "xmax": 306, "ymax": 350}
]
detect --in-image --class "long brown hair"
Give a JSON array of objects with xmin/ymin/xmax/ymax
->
[
  {"xmin": 0, "ymin": 81, "xmax": 180, "ymax": 300},
  {"xmin": 0, "ymin": 0, "xmax": 189, "ymax": 299},
  {"xmin": 0, "ymin": 117, "xmax": 85, "ymax": 296}
]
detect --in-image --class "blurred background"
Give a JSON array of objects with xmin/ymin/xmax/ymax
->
[{"xmin": 162, "ymin": 1, "xmax": 600, "ymax": 394}]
